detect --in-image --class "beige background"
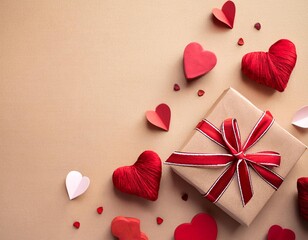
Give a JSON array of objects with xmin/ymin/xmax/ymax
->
[{"xmin": 0, "ymin": 0, "xmax": 307, "ymax": 239}]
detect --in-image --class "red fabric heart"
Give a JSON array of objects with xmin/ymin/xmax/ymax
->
[
  {"xmin": 183, "ymin": 42, "xmax": 217, "ymax": 80},
  {"xmin": 112, "ymin": 150, "xmax": 162, "ymax": 201},
  {"xmin": 174, "ymin": 213, "xmax": 218, "ymax": 240},
  {"xmin": 241, "ymin": 39, "xmax": 297, "ymax": 92},
  {"xmin": 146, "ymin": 103, "xmax": 171, "ymax": 131},
  {"xmin": 111, "ymin": 216, "xmax": 148, "ymax": 240},
  {"xmin": 212, "ymin": 1, "xmax": 236, "ymax": 29},
  {"xmin": 267, "ymin": 225, "xmax": 296, "ymax": 240}
]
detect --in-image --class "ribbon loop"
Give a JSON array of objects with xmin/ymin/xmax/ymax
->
[{"xmin": 165, "ymin": 111, "xmax": 284, "ymax": 206}]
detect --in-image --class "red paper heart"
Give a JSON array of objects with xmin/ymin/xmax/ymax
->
[
  {"xmin": 112, "ymin": 150, "xmax": 162, "ymax": 201},
  {"xmin": 212, "ymin": 1, "xmax": 236, "ymax": 29},
  {"xmin": 183, "ymin": 42, "xmax": 217, "ymax": 80},
  {"xmin": 146, "ymin": 103, "xmax": 171, "ymax": 131},
  {"xmin": 241, "ymin": 39, "xmax": 297, "ymax": 92},
  {"xmin": 111, "ymin": 216, "xmax": 148, "ymax": 240},
  {"xmin": 174, "ymin": 213, "xmax": 218, "ymax": 240},
  {"xmin": 267, "ymin": 225, "xmax": 296, "ymax": 240}
]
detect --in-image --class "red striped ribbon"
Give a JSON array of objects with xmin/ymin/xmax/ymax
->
[{"xmin": 165, "ymin": 111, "xmax": 284, "ymax": 206}]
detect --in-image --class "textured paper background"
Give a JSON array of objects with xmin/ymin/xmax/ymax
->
[{"xmin": 0, "ymin": 0, "xmax": 308, "ymax": 239}]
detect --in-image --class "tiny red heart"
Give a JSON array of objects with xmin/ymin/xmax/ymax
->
[
  {"xmin": 267, "ymin": 225, "xmax": 295, "ymax": 240},
  {"xmin": 183, "ymin": 42, "xmax": 217, "ymax": 80},
  {"xmin": 146, "ymin": 103, "xmax": 171, "ymax": 131},
  {"xmin": 73, "ymin": 221, "xmax": 80, "ymax": 229},
  {"xmin": 254, "ymin": 22, "xmax": 261, "ymax": 30},
  {"xmin": 212, "ymin": 1, "xmax": 236, "ymax": 29},
  {"xmin": 197, "ymin": 90, "xmax": 205, "ymax": 97},
  {"xmin": 174, "ymin": 83, "xmax": 180, "ymax": 91},
  {"xmin": 174, "ymin": 213, "xmax": 217, "ymax": 240},
  {"xmin": 238, "ymin": 38, "xmax": 244, "ymax": 46},
  {"xmin": 181, "ymin": 193, "xmax": 189, "ymax": 201},
  {"xmin": 112, "ymin": 151, "xmax": 162, "ymax": 201},
  {"xmin": 97, "ymin": 206, "xmax": 103, "ymax": 214},
  {"xmin": 156, "ymin": 217, "xmax": 164, "ymax": 225}
]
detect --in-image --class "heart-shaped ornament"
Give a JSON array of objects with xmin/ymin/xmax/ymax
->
[
  {"xmin": 183, "ymin": 42, "xmax": 217, "ymax": 80},
  {"xmin": 174, "ymin": 213, "xmax": 218, "ymax": 240},
  {"xmin": 241, "ymin": 39, "xmax": 297, "ymax": 92},
  {"xmin": 212, "ymin": 1, "xmax": 236, "ymax": 29},
  {"xmin": 112, "ymin": 150, "xmax": 162, "ymax": 201},
  {"xmin": 267, "ymin": 225, "xmax": 296, "ymax": 240},
  {"xmin": 111, "ymin": 216, "xmax": 148, "ymax": 240},
  {"xmin": 65, "ymin": 171, "xmax": 90, "ymax": 200},
  {"xmin": 146, "ymin": 103, "xmax": 171, "ymax": 131}
]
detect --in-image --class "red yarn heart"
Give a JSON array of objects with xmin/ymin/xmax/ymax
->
[
  {"xmin": 174, "ymin": 213, "xmax": 217, "ymax": 240},
  {"xmin": 183, "ymin": 42, "xmax": 217, "ymax": 80},
  {"xmin": 112, "ymin": 151, "xmax": 162, "ymax": 201},
  {"xmin": 267, "ymin": 225, "xmax": 295, "ymax": 240},
  {"xmin": 241, "ymin": 39, "xmax": 297, "ymax": 92},
  {"xmin": 297, "ymin": 177, "xmax": 308, "ymax": 221}
]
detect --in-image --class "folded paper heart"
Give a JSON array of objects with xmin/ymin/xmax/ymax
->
[
  {"xmin": 111, "ymin": 216, "xmax": 148, "ymax": 240},
  {"xmin": 174, "ymin": 213, "xmax": 217, "ymax": 240},
  {"xmin": 183, "ymin": 42, "xmax": 217, "ymax": 80},
  {"xmin": 212, "ymin": 1, "xmax": 236, "ymax": 29},
  {"xmin": 241, "ymin": 39, "xmax": 297, "ymax": 92},
  {"xmin": 65, "ymin": 171, "xmax": 90, "ymax": 200},
  {"xmin": 112, "ymin": 150, "xmax": 162, "ymax": 201},
  {"xmin": 146, "ymin": 103, "xmax": 171, "ymax": 131},
  {"xmin": 267, "ymin": 225, "xmax": 295, "ymax": 240}
]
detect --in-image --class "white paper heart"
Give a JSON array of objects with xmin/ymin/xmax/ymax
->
[
  {"xmin": 292, "ymin": 106, "xmax": 308, "ymax": 128},
  {"xmin": 65, "ymin": 171, "xmax": 90, "ymax": 200}
]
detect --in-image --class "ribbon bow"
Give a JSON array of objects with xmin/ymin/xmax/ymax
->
[{"xmin": 165, "ymin": 111, "xmax": 284, "ymax": 206}]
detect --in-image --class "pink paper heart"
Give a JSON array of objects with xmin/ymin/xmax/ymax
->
[
  {"xmin": 267, "ymin": 225, "xmax": 296, "ymax": 240},
  {"xmin": 174, "ymin": 213, "xmax": 218, "ymax": 240},
  {"xmin": 183, "ymin": 42, "xmax": 217, "ymax": 80},
  {"xmin": 212, "ymin": 1, "xmax": 236, "ymax": 29},
  {"xmin": 146, "ymin": 103, "xmax": 171, "ymax": 131}
]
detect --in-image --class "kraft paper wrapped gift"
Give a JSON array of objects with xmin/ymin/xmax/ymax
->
[{"xmin": 165, "ymin": 88, "xmax": 307, "ymax": 226}]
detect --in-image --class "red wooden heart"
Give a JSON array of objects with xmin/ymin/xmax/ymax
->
[
  {"xmin": 241, "ymin": 39, "xmax": 297, "ymax": 92},
  {"xmin": 174, "ymin": 213, "xmax": 218, "ymax": 240},
  {"xmin": 212, "ymin": 1, "xmax": 236, "ymax": 29},
  {"xmin": 146, "ymin": 103, "xmax": 171, "ymax": 131},
  {"xmin": 111, "ymin": 216, "xmax": 148, "ymax": 240},
  {"xmin": 267, "ymin": 225, "xmax": 296, "ymax": 240},
  {"xmin": 183, "ymin": 42, "xmax": 217, "ymax": 80},
  {"xmin": 112, "ymin": 150, "xmax": 162, "ymax": 201}
]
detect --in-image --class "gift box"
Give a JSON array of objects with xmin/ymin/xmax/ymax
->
[{"xmin": 165, "ymin": 88, "xmax": 307, "ymax": 226}]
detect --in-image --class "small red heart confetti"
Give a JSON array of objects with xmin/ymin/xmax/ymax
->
[
  {"xmin": 97, "ymin": 206, "xmax": 103, "ymax": 214},
  {"xmin": 267, "ymin": 225, "xmax": 295, "ymax": 240},
  {"xmin": 181, "ymin": 193, "xmax": 189, "ymax": 201},
  {"xmin": 254, "ymin": 22, "xmax": 261, "ymax": 30},
  {"xmin": 197, "ymin": 90, "xmax": 205, "ymax": 97},
  {"xmin": 174, "ymin": 83, "xmax": 180, "ymax": 91},
  {"xmin": 238, "ymin": 38, "xmax": 244, "ymax": 46},
  {"xmin": 156, "ymin": 217, "xmax": 164, "ymax": 225},
  {"xmin": 73, "ymin": 221, "xmax": 80, "ymax": 229}
]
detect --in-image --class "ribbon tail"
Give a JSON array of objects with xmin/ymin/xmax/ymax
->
[
  {"xmin": 205, "ymin": 163, "xmax": 236, "ymax": 203},
  {"xmin": 237, "ymin": 160, "xmax": 253, "ymax": 206},
  {"xmin": 249, "ymin": 162, "xmax": 284, "ymax": 190},
  {"xmin": 245, "ymin": 151, "xmax": 281, "ymax": 166}
]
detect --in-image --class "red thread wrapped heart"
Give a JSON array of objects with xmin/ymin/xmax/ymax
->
[
  {"xmin": 267, "ymin": 225, "xmax": 295, "ymax": 240},
  {"xmin": 174, "ymin": 213, "xmax": 217, "ymax": 240},
  {"xmin": 241, "ymin": 39, "xmax": 297, "ymax": 92},
  {"xmin": 112, "ymin": 151, "xmax": 162, "ymax": 201}
]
